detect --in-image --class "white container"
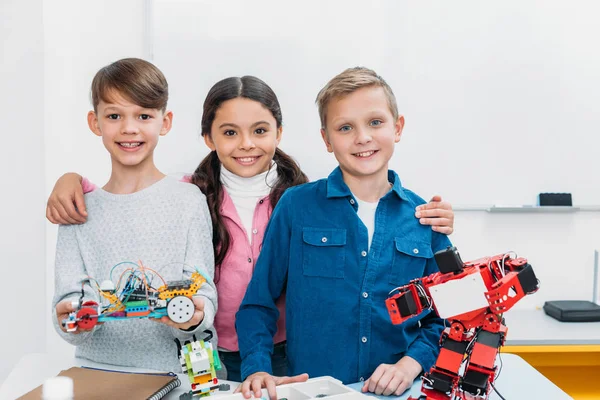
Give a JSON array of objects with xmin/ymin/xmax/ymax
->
[{"xmin": 42, "ymin": 376, "xmax": 74, "ymax": 400}]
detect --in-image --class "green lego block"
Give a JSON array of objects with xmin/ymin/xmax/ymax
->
[
  {"xmin": 124, "ymin": 300, "xmax": 148, "ymax": 308},
  {"xmin": 185, "ymin": 343, "xmax": 194, "ymax": 380},
  {"xmin": 213, "ymin": 349, "xmax": 222, "ymax": 371}
]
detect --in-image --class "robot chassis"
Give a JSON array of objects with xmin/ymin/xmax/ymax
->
[
  {"xmin": 62, "ymin": 262, "xmax": 207, "ymax": 332},
  {"xmin": 386, "ymin": 247, "xmax": 539, "ymax": 400}
]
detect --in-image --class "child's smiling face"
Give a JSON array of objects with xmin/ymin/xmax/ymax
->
[
  {"xmin": 88, "ymin": 90, "xmax": 171, "ymax": 169},
  {"xmin": 321, "ymin": 86, "xmax": 404, "ymax": 182},
  {"xmin": 205, "ymin": 97, "xmax": 282, "ymax": 178}
]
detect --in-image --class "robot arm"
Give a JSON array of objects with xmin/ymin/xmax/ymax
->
[
  {"xmin": 484, "ymin": 255, "xmax": 539, "ymax": 314},
  {"xmin": 386, "ymin": 280, "xmax": 432, "ymax": 325},
  {"xmin": 387, "ymin": 248, "xmax": 540, "ymax": 326},
  {"xmin": 385, "ymin": 246, "xmax": 465, "ymax": 325}
]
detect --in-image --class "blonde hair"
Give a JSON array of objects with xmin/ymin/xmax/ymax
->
[
  {"xmin": 91, "ymin": 58, "xmax": 168, "ymax": 112},
  {"xmin": 315, "ymin": 67, "xmax": 398, "ymax": 129}
]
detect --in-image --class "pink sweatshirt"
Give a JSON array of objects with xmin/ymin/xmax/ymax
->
[
  {"xmin": 212, "ymin": 186, "xmax": 286, "ymax": 351},
  {"xmin": 82, "ymin": 175, "xmax": 286, "ymax": 351},
  {"xmin": 81, "ymin": 177, "xmax": 97, "ymax": 193}
]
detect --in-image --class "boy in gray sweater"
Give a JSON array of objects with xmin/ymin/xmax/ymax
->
[{"xmin": 52, "ymin": 58, "xmax": 217, "ymax": 372}]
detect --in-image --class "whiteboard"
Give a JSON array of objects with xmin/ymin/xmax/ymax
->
[{"xmin": 151, "ymin": 0, "xmax": 600, "ymax": 207}]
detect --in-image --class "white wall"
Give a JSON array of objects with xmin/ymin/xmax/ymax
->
[
  {"xmin": 0, "ymin": 0, "xmax": 147, "ymax": 384},
  {"xmin": 0, "ymin": 0, "xmax": 46, "ymax": 384},
  {"xmin": 151, "ymin": 0, "xmax": 600, "ymax": 308},
  {"xmin": 43, "ymin": 0, "xmax": 147, "ymax": 360},
  {"xmin": 451, "ymin": 212, "xmax": 600, "ymax": 310},
  {"xmin": 152, "ymin": 0, "xmax": 600, "ymax": 207}
]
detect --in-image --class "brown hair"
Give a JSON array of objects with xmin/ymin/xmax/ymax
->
[
  {"xmin": 90, "ymin": 58, "xmax": 168, "ymax": 112},
  {"xmin": 191, "ymin": 76, "xmax": 308, "ymax": 269},
  {"xmin": 315, "ymin": 66, "xmax": 398, "ymax": 129}
]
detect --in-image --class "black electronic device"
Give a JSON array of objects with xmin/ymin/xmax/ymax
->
[
  {"xmin": 538, "ymin": 193, "xmax": 572, "ymax": 206},
  {"xmin": 543, "ymin": 300, "xmax": 600, "ymax": 322}
]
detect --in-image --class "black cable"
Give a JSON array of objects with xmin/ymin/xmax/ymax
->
[
  {"xmin": 490, "ymin": 381, "xmax": 507, "ymax": 400},
  {"xmin": 491, "ymin": 351, "xmax": 505, "ymax": 399},
  {"xmin": 461, "ymin": 328, "xmax": 480, "ymax": 365},
  {"xmin": 496, "ymin": 351, "xmax": 503, "ymax": 381}
]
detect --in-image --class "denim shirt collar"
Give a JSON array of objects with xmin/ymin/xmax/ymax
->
[{"xmin": 325, "ymin": 166, "xmax": 409, "ymax": 202}]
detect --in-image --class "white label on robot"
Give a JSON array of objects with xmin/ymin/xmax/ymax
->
[{"xmin": 428, "ymin": 271, "xmax": 489, "ymax": 319}]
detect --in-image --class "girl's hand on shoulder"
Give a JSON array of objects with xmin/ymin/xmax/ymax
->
[
  {"xmin": 415, "ymin": 195, "xmax": 454, "ymax": 234},
  {"xmin": 46, "ymin": 173, "xmax": 87, "ymax": 225},
  {"xmin": 154, "ymin": 296, "xmax": 205, "ymax": 330}
]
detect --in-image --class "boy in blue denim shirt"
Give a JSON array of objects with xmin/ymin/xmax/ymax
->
[{"xmin": 236, "ymin": 67, "xmax": 452, "ymax": 398}]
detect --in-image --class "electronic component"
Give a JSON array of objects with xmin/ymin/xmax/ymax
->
[{"xmin": 61, "ymin": 261, "xmax": 207, "ymax": 332}]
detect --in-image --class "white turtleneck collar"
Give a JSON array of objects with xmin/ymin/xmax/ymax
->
[
  {"xmin": 220, "ymin": 162, "xmax": 278, "ymax": 198},
  {"xmin": 220, "ymin": 162, "xmax": 279, "ymax": 243}
]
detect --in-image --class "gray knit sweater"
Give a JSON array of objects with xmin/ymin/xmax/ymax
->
[{"xmin": 52, "ymin": 176, "xmax": 217, "ymax": 372}]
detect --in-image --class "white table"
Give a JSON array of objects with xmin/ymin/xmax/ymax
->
[
  {"xmin": 503, "ymin": 309, "xmax": 600, "ymax": 345},
  {"xmin": 500, "ymin": 309, "xmax": 600, "ymax": 399},
  {"xmin": 0, "ymin": 352, "xmax": 571, "ymax": 400},
  {"xmin": 348, "ymin": 352, "xmax": 570, "ymax": 399}
]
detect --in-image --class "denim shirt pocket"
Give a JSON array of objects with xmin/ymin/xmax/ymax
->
[
  {"xmin": 302, "ymin": 227, "xmax": 346, "ymax": 279},
  {"xmin": 389, "ymin": 237, "xmax": 433, "ymax": 285}
]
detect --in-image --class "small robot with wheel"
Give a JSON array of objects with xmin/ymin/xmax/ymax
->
[
  {"xmin": 62, "ymin": 261, "xmax": 206, "ymax": 332},
  {"xmin": 175, "ymin": 330, "xmax": 230, "ymax": 399}
]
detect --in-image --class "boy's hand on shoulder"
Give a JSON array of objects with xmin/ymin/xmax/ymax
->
[
  {"xmin": 415, "ymin": 195, "xmax": 454, "ymax": 234},
  {"xmin": 235, "ymin": 372, "xmax": 309, "ymax": 400},
  {"xmin": 362, "ymin": 356, "xmax": 422, "ymax": 396},
  {"xmin": 46, "ymin": 172, "xmax": 87, "ymax": 225},
  {"xmin": 154, "ymin": 296, "xmax": 205, "ymax": 330}
]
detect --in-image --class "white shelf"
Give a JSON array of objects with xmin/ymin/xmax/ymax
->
[
  {"xmin": 489, "ymin": 206, "xmax": 580, "ymax": 213},
  {"xmin": 454, "ymin": 206, "xmax": 600, "ymax": 212}
]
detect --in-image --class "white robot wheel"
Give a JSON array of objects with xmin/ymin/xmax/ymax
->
[{"xmin": 167, "ymin": 296, "xmax": 195, "ymax": 324}]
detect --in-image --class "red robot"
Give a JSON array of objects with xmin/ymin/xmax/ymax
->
[{"xmin": 386, "ymin": 246, "xmax": 539, "ymax": 400}]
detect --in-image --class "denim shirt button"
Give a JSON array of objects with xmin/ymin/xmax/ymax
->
[
  {"xmin": 361, "ymin": 250, "xmax": 367, "ymax": 257},
  {"xmin": 321, "ymin": 237, "xmax": 328, "ymax": 243},
  {"xmin": 361, "ymin": 336, "xmax": 368, "ymax": 343},
  {"xmin": 349, "ymin": 198, "xmax": 355, "ymax": 205},
  {"xmin": 413, "ymin": 248, "xmax": 419, "ymax": 254},
  {"xmin": 359, "ymin": 377, "xmax": 364, "ymax": 382},
  {"xmin": 362, "ymin": 292, "xmax": 368, "ymax": 298}
]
